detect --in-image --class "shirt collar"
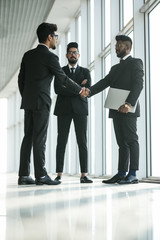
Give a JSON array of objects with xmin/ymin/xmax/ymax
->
[
  {"xmin": 122, "ymin": 54, "xmax": 131, "ymax": 60},
  {"xmin": 68, "ymin": 63, "xmax": 78, "ymax": 70},
  {"xmin": 39, "ymin": 43, "xmax": 49, "ymax": 50}
]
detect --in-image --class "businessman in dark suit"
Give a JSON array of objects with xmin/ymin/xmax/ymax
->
[
  {"xmin": 85, "ymin": 35, "xmax": 144, "ymax": 184},
  {"xmin": 54, "ymin": 42, "xmax": 93, "ymax": 183},
  {"xmin": 18, "ymin": 23, "xmax": 86, "ymax": 185}
]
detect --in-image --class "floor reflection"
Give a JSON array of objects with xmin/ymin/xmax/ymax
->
[{"xmin": 0, "ymin": 173, "xmax": 160, "ymax": 240}]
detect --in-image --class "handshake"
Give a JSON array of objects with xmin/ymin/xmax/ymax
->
[{"xmin": 80, "ymin": 87, "xmax": 91, "ymax": 98}]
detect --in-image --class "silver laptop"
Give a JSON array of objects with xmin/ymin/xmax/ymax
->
[{"xmin": 104, "ymin": 87, "xmax": 137, "ymax": 113}]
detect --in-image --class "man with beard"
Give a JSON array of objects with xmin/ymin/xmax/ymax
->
[
  {"xmin": 18, "ymin": 24, "xmax": 86, "ymax": 186},
  {"xmin": 54, "ymin": 42, "xmax": 93, "ymax": 183},
  {"xmin": 85, "ymin": 35, "xmax": 144, "ymax": 184}
]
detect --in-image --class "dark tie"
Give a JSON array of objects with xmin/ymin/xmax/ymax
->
[
  {"xmin": 120, "ymin": 59, "xmax": 124, "ymax": 64},
  {"xmin": 70, "ymin": 68, "xmax": 75, "ymax": 75}
]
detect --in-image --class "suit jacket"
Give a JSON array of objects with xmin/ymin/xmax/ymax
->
[
  {"xmin": 18, "ymin": 45, "xmax": 81, "ymax": 110},
  {"xmin": 54, "ymin": 65, "xmax": 91, "ymax": 115},
  {"xmin": 89, "ymin": 56, "xmax": 144, "ymax": 118}
]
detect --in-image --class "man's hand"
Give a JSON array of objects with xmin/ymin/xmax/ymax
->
[
  {"xmin": 85, "ymin": 88, "xmax": 90, "ymax": 97},
  {"xmin": 81, "ymin": 79, "xmax": 88, "ymax": 85},
  {"xmin": 80, "ymin": 87, "xmax": 91, "ymax": 98},
  {"xmin": 118, "ymin": 104, "xmax": 131, "ymax": 113},
  {"xmin": 80, "ymin": 87, "xmax": 86, "ymax": 98}
]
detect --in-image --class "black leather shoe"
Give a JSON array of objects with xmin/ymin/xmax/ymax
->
[
  {"xmin": 35, "ymin": 175, "xmax": 61, "ymax": 185},
  {"xmin": 18, "ymin": 176, "xmax": 35, "ymax": 185},
  {"xmin": 102, "ymin": 173, "xmax": 125, "ymax": 184},
  {"xmin": 80, "ymin": 176, "xmax": 93, "ymax": 183},
  {"xmin": 118, "ymin": 174, "xmax": 139, "ymax": 184},
  {"xmin": 55, "ymin": 176, "xmax": 61, "ymax": 181}
]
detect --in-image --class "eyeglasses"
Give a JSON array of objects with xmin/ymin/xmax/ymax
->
[
  {"xmin": 50, "ymin": 33, "xmax": 58, "ymax": 40},
  {"xmin": 68, "ymin": 51, "xmax": 79, "ymax": 56},
  {"xmin": 115, "ymin": 43, "xmax": 126, "ymax": 48}
]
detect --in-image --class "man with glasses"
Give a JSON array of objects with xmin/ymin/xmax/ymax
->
[
  {"xmin": 54, "ymin": 42, "xmax": 93, "ymax": 183},
  {"xmin": 18, "ymin": 24, "xmax": 86, "ymax": 186},
  {"xmin": 85, "ymin": 35, "xmax": 144, "ymax": 184}
]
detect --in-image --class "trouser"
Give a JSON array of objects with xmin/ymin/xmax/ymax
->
[
  {"xmin": 19, "ymin": 107, "xmax": 50, "ymax": 178},
  {"xmin": 56, "ymin": 113, "xmax": 88, "ymax": 173},
  {"xmin": 113, "ymin": 115, "xmax": 139, "ymax": 172}
]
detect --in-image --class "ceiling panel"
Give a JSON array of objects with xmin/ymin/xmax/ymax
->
[
  {"xmin": 0, "ymin": 0, "xmax": 81, "ymax": 98},
  {"xmin": 0, "ymin": 0, "xmax": 55, "ymax": 94}
]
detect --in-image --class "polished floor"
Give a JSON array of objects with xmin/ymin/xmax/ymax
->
[{"xmin": 0, "ymin": 173, "xmax": 160, "ymax": 240}]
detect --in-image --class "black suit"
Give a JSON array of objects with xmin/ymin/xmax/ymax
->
[
  {"xmin": 89, "ymin": 56, "xmax": 144, "ymax": 172},
  {"xmin": 18, "ymin": 45, "xmax": 81, "ymax": 178},
  {"xmin": 54, "ymin": 65, "xmax": 91, "ymax": 173}
]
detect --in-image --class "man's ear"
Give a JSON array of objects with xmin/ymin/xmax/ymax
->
[
  {"xmin": 126, "ymin": 43, "xmax": 131, "ymax": 53},
  {"xmin": 48, "ymin": 34, "xmax": 52, "ymax": 41}
]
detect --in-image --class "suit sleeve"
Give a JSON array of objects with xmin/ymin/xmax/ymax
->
[
  {"xmin": 126, "ymin": 59, "xmax": 144, "ymax": 106},
  {"xmin": 49, "ymin": 54, "xmax": 81, "ymax": 95},
  {"xmin": 54, "ymin": 76, "xmax": 77, "ymax": 97},
  {"xmin": 89, "ymin": 73, "xmax": 110, "ymax": 97},
  {"xmin": 84, "ymin": 69, "xmax": 91, "ymax": 88},
  {"xmin": 18, "ymin": 55, "xmax": 25, "ymax": 96},
  {"xmin": 54, "ymin": 68, "xmax": 91, "ymax": 97}
]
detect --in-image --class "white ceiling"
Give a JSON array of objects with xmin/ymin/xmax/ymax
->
[{"xmin": 0, "ymin": 0, "xmax": 80, "ymax": 98}]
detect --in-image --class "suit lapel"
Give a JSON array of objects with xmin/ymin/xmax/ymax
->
[
  {"xmin": 111, "ymin": 56, "xmax": 132, "ymax": 85},
  {"xmin": 74, "ymin": 66, "xmax": 81, "ymax": 83}
]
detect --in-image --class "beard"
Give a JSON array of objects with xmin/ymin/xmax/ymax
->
[
  {"xmin": 68, "ymin": 58, "xmax": 78, "ymax": 64},
  {"xmin": 116, "ymin": 49, "xmax": 126, "ymax": 58},
  {"xmin": 52, "ymin": 45, "xmax": 56, "ymax": 50}
]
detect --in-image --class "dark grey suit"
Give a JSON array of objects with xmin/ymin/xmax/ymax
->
[
  {"xmin": 54, "ymin": 65, "xmax": 91, "ymax": 173},
  {"xmin": 18, "ymin": 45, "xmax": 81, "ymax": 178},
  {"xmin": 89, "ymin": 56, "xmax": 144, "ymax": 172}
]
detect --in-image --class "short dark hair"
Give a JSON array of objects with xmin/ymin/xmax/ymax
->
[
  {"xmin": 67, "ymin": 42, "xmax": 78, "ymax": 52},
  {"xmin": 36, "ymin": 22, "xmax": 57, "ymax": 43},
  {"xmin": 116, "ymin": 35, "xmax": 132, "ymax": 50}
]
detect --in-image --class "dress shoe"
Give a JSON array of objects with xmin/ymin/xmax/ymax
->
[
  {"xmin": 118, "ymin": 174, "xmax": 138, "ymax": 184},
  {"xmin": 55, "ymin": 176, "xmax": 61, "ymax": 181},
  {"xmin": 18, "ymin": 176, "xmax": 35, "ymax": 185},
  {"xmin": 35, "ymin": 175, "xmax": 61, "ymax": 185},
  {"xmin": 80, "ymin": 176, "xmax": 93, "ymax": 183},
  {"xmin": 102, "ymin": 173, "xmax": 125, "ymax": 184}
]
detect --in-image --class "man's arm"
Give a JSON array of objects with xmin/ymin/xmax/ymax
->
[
  {"xmin": 118, "ymin": 59, "xmax": 144, "ymax": 113},
  {"xmin": 18, "ymin": 56, "xmax": 25, "ymax": 96},
  {"xmin": 49, "ymin": 54, "xmax": 82, "ymax": 95},
  {"xmin": 54, "ymin": 67, "xmax": 91, "ymax": 97},
  {"xmin": 84, "ymin": 74, "xmax": 110, "ymax": 98},
  {"xmin": 125, "ymin": 59, "xmax": 144, "ymax": 106},
  {"xmin": 54, "ymin": 76, "xmax": 77, "ymax": 96},
  {"xmin": 81, "ymin": 69, "xmax": 91, "ymax": 88}
]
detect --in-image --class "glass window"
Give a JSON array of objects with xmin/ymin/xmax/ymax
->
[
  {"xmin": 89, "ymin": 0, "xmax": 94, "ymax": 62},
  {"xmin": 77, "ymin": 15, "xmax": 81, "ymax": 52},
  {"xmin": 89, "ymin": 70, "xmax": 95, "ymax": 174},
  {"xmin": 128, "ymin": 31, "xmax": 133, "ymax": 56},
  {"xmin": 149, "ymin": 3, "xmax": 160, "ymax": 176},
  {"xmin": 77, "ymin": 15, "xmax": 81, "ymax": 65},
  {"xmin": 122, "ymin": 0, "xmax": 133, "ymax": 27},
  {"xmin": 103, "ymin": 55, "xmax": 112, "ymax": 175},
  {"xmin": 0, "ymin": 98, "xmax": 7, "ymax": 172},
  {"xmin": 104, "ymin": 0, "xmax": 111, "ymax": 47}
]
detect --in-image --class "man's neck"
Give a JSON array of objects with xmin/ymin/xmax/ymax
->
[
  {"xmin": 39, "ymin": 43, "xmax": 49, "ymax": 49},
  {"xmin": 121, "ymin": 53, "xmax": 131, "ymax": 60},
  {"xmin": 68, "ymin": 63, "xmax": 78, "ymax": 68}
]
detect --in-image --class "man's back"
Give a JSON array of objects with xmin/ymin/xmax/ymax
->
[{"xmin": 18, "ymin": 45, "xmax": 54, "ymax": 110}]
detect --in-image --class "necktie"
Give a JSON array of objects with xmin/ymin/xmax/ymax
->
[
  {"xmin": 70, "ymin": 68, "xmax": 75, "ymax": 74},
  {"xmin": 120, "ymin": 59, "xmax": 124, "ymax": 64}
]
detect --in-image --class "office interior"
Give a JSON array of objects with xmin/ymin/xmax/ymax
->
[{"xmin": 0, "ymin": 0, "xmax": 160, "ymax": 239}]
